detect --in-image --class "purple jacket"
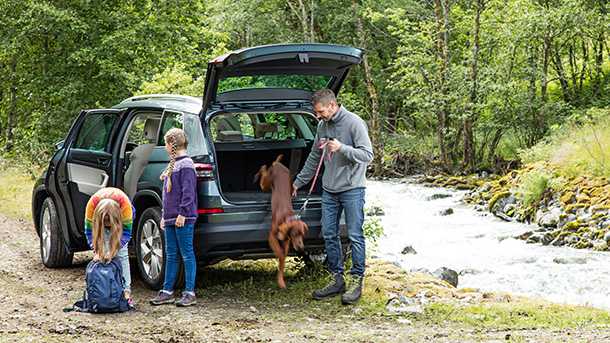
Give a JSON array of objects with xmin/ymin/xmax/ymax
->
[{"xmin": 162, "ymin": 155, "xmax": 198, "ymax": 226}]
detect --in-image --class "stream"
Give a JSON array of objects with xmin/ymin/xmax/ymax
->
[{"xmin": 368, "ymin": 179, "xmax": 610, "ymax": 310}]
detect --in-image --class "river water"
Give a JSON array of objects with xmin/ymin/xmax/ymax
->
[{"xmin": 368, "ymin": 179, "xmax": 610, "ymax": 310}]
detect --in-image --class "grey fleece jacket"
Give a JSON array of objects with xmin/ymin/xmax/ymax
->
[{"xmin": 294, "ymin": 106, "xmax": 373, "ymax": 193}]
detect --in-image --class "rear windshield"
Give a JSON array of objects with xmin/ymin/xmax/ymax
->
[
  {"xmin": 218, "ymin": 75, "xmax": 331, "ymax": 93},
  {"xmin": 210, "ymin": 112, "xmax": 318, "ymax": 143}
]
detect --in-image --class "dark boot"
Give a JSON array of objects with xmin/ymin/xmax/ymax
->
[
  {"xmin": 312, "ymin": 273, "xmax": 345, "ymax": 300},
  {"xmin": 341, "ymin": 275, "xmax": 363, "ymax": 305}
]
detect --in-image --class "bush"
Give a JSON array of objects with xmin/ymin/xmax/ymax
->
[{"xmin": 516, "ymin": 169, "xmax": 552, "ymax": 207}]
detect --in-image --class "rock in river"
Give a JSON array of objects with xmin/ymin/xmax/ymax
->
[{"xmin": 433, "ymin": 267, "xmax": 459, "ymax": 287}]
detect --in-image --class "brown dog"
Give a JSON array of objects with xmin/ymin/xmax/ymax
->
[{"xmin": 254, "ymin": 154, "xmax": 308, "ymax": 289}]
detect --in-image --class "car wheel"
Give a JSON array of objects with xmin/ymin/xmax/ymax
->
[
  {"xmin": 39, "ymin": 197, "xmax": 73, "ymax": 267},
  {"xmin": 135, "ymin": 207, "xmax": 165, "ymax": 289},
  {"xmin": 135, "ymin": 207, "xmax": 184, "ymax": 290}
]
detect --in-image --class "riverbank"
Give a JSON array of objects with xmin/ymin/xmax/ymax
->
[{"xmin": 441, "ymin": 163, "xmax": 610, "ymax": 252}]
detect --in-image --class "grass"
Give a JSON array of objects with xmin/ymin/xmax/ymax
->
[
  {"xmin": 0, "ymin": 167, "xmax": 36, "ymax": 221},
  {"xmin": 521, "ymin": 107, "xmax": 610, "ymax": 178},
  {"xmin": 424, "ymin": 301, "xmax": 610, "ymax": 330},
  {"xmin": 516, "ymin": 168, "xmax": 552, "ymax": 207}
]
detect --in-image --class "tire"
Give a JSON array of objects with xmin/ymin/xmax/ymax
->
[
  {"xmin": 39, "ymin": 197, "xmax": 73, "ymax": 267},
  {"xmin": 134, "ymin": 207, "xmax": 184, "ymax": 290}
]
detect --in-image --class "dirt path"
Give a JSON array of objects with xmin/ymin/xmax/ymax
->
[{"xmin": 0, "ymin": 214, "xmax": 608, "ymax": 342}]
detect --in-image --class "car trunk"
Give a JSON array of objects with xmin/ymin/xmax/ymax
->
[{"xmin": 209, "ymin": 111, "xmax": 323, "ymax": 204}]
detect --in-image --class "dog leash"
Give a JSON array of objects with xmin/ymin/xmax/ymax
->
[{"xmin": 294, "ymin": 141, "xmax": 330, "ymax": 219}]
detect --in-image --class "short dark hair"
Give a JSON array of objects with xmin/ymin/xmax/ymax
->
[{"xmin": 311, "ymin": 89, "xmax": 337, "ymax": 106}]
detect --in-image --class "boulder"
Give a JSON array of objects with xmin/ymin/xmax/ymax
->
[
  {"xmin": 427, "ymin": 193, "xmax": 452, "ymax": 201},
  {"xmin": 433, "ymin": 267, "xmax": 459, "ymax": 288},
  {"xmin": 552, "ymin": 257, "xmax": 587, "ymax": 265},
  {"xmin": 439, "ymin": 208, "xmax": 454, "ymax": 216},
  {"xmin": 536, "ymin": 207, "xmax": 562, "ymax": 228},
  {"xmin": 401, "ymin": 246, "xmax": 417, "ymax": 255},
  {"xmin": 605, "ymin": 231, "xmax": 610, "ymax": 243}
]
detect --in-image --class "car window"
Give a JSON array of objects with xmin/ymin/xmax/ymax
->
[
  {"xmin": 73, "ymin": 112, "xmax": 119, "ymax": 152},
  {"xmin": 210, "ymin": 112, "xmax": 316, "ymax": 142},
  {"xmin": 158, "ymin": 110, "xmax": 208, "ymax": 156}
]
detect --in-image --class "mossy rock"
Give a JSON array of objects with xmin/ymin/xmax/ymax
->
[
  {"xmin": 575, "ymin": 240, "xmax": 593, "ymax": 249},
  {"xmin": 575, "ymin": 194, "xmax": 591, "ymax": 205},
  {"xmin": 560, "ymin": 191, "xmax": 575, "ymax": 205},
  {"xmin": 562, "ymin": 220, "xmax": 582, "ymax": 231},
  {"xmin": 590, "ymin": 204, "xmax": 610, "ymax": 213},
  {"xmin": 564, "ymin": 203, "xmax": 587, "ymax": 213},
  {"xmin": 591, "ymin": 212, "xmax": 608, "ymax": 221},
  {"xmin": 488, "ymin": 191, "xmax": 511, "ymax": 211}
]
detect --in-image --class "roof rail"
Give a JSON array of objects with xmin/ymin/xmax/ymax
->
[{"xmin": 120, "ymin": 94, "xmax": 201, "ymax": 104}]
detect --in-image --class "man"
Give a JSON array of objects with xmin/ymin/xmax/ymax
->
[{"xmin": 292, "ymin": 89, "xmax": 373, "ymax": 305}]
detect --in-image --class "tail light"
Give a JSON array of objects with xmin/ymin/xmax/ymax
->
[
  {"xmin": 194, "ymin": 163, "xmax": 214, "ymax": 180},
  {"xmin": 197, "ymin": 208, "xmax": 224, "ymax": 214}
]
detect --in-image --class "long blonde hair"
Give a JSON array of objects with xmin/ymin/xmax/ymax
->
[
  {"xmin": 160, "ymin": 127, "xmax": 188, "ymax": 192},
  {"xmin": 92, "ymin": 198, "xmax": 123, "ymax": 263}
]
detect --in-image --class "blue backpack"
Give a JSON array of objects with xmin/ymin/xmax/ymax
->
[{"xmin": 74, "ymin": 258, "xmax": 130, "ymax": 313}]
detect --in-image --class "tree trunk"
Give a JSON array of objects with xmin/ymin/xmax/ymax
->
[
  {"xmin": 464, "ymin": 0, "xmax": 484, "ymax": 173},
  {"xmin": 5, "ymin": 56, "xmax": 17, "ymax": 152},
  {"xmin": 594, "ymin": 0, "xmax": 606, "ymax": 96},
  {"xmin": 552, "ymin": 47, "xmax": 571, "ymax": 102},
  {"xmin": 353, "ymin": 0, "xmax": 382, "ymax": 175},
  {"xmin": 433, "ymin": 0, "xmax": 450, "ymax": 169}
]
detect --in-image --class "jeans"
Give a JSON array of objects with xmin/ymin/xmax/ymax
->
[
  {"xmin": 321, "ymin": 188, "xmax": 366, "ymax": 277},
  {"xmin": 162, "ymin": 223, "xmax": 197, "ymax": 293},
  {"xmin": 103, "ymin": 229, "xmax": 131, "ymax": 292}
]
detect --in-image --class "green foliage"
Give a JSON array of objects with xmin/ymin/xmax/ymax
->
[
  {"xmin": 521, "ymin": 107, "xmax": 610, "ymax": 178},
  {"xmin": 0, "ymin": 0, "xmax": 607, "ymax": 173},
  {"xmin": 363, "ymin": 216, "xmax": 384, "ymax": 247},
  {"xmin": 516, "ymin": 169, "xmax": 552, "ymax": 207}
]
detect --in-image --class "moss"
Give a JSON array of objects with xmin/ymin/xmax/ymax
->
[
  {"xmin": 575, "ymin": 240, "xmax": 593, "ymax": 249},
  {"xmin": 591, "ymin": 212, "xmax": 608, "ymax": 221},
  {"xmin": 576, "ymin": 194, "xmax": 592, "ymax": 205},
  {"xmin": 488, "ymin": 191, "xmax": 511, "ymax": 211},
  {"xmin": 564, "ymin": 203, "xmax": 587, "ymax": 213},
  {"xmin": 560, "ymin": 191, "xmax": 575, "ymax": 205},
  {"xmin": 562, "ymin": 220, "xmax": 582, "ymax": 231}
]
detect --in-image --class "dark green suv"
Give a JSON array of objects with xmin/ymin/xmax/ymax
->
[{"xmin": 31, "ymin": 44, "xmax": 363, "ymax": 289}]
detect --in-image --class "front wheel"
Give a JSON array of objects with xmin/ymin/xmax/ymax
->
[
  {"xmin": 135, "ymin": 207, "xmax": 165, "ymax": 289},
  {"xmin": 39, "ymin": 197, "xmax": 73, "ymax": 267}
]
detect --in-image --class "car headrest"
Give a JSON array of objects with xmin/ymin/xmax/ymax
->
[
  {"xmin": 255, "ymin": 122, "xmax": 278, "ymax": 139},
  {"xmin": 143, "ymin": 118, "xmax": 160, "ymax": 143}
]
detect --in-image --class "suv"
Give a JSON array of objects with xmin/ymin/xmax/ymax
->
[{"xmin": 32, "ymin": 44, "xmax": 363, "ymax": 289}]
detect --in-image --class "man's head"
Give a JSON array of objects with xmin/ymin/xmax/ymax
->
[{"xmin": 311, "ymin": 89, "xmax": 339, "ymax": 121}]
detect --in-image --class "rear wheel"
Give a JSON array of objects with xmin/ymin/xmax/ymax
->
[
  {"xmin": 39, "ymin": 197, "xmax": 73, "ymax": 267},
  {"xmin": 135, "ymin": 206, "xmax": 184, "ymax": 290},
  {"xmin": 135, "ymin": 207, "xmax": 165, "ymax": 289}
]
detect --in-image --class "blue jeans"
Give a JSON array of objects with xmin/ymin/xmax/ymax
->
[
  {"xmin": 321, "ymin": 188, "xmax": 366, "ymax": 277},
  {"xmin": 162, "ymin": 223, "xmax": 197, "ymax": 293}
]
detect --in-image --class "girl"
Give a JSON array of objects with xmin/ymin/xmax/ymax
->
[
  {"xmin": 150, "ymin": 128, "xmax": 198, "ymax": 307},
  {"xmin": 85, "ymin": 187, "xmax": 133, "ymax": 303}
]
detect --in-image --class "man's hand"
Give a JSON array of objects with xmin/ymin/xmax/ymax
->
[
  {"xmin": 160, "ymin": 218, "xmax": 165, "ymax": 229},
  {"xmin": 292, "ymin": 183, "xmax": 298, "ymax": 197},
  {"xmin": 175, "ymin": 215, "xmax": 185, "ymax": 227},
  {"xmin": 326, "ymin": 139, "xmax": 342, "ymax": 153}
]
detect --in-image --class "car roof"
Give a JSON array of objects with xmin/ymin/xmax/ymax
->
[{"xmin": 112, "ymin": 94, "xmax": 202, "ymax": 114}]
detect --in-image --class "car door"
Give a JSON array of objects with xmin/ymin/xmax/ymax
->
[{"xmin": 57, "ymin": 109, "xmax": 123, "ymax": 247}]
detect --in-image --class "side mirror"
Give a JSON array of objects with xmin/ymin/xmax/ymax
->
[{"xmin": 55, "ymin": 140, "xmax": 65, "ymax": 150}]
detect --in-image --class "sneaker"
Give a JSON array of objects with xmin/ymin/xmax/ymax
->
[
  {"xmin": 175, "ymin": 292, "xmax": 197, "ymax": 307},
  {"xmin": 341, "ymin": 275, "xmax": 363, "ymax": 305},
  {"xmin": 312, "ymin": 273, "xmax": 345, "ymax": 300},
  {"xmin": 149, "ymin": 290, "xmax": 175, "ymax": 306}
]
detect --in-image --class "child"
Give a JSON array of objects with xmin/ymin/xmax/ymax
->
[
  {"xmin": 84, "ymin": 187, "xmax": 134, "ymax": 304},
  {"xmin": 150, "ymin": 128, "xmax": 198, "ymax": 307}
]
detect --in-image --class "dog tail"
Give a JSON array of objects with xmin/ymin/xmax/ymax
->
[{"xmin": 275, "ymin": 154, "xmax": 284, "ymax": 163}]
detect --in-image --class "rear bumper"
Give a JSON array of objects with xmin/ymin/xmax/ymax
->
[{"xmin": 192, "ymin": 212, "xmax": 348, "ymax": 264}]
